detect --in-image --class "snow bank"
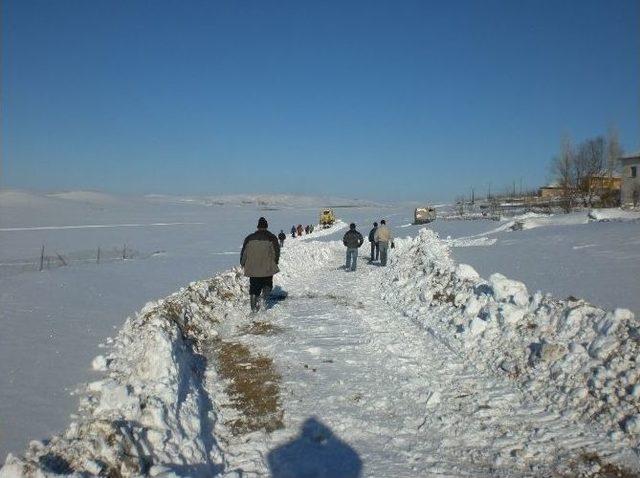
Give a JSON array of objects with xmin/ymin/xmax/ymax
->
[
  {"xmin": 384, "ymin": 229, "xmax": 640, "ymax": 449},
  {"xmin": 293, "ymin": 220, "xmax": 348, "ymax": 242},
  {"xmin": 508, "ymin": 208, "xmax": 640, "ymax": 231},
  {"xmin": 588, "ymin": 208, "xmax": 640, "ymax": 222},
  {"xmin": 1, "ymin": 270, "xmax": 249, "ymax": 477}
]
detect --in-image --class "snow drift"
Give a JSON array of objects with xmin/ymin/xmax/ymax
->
[{"xmin": 385, "ymin": 229, "xmax": 640, "ymax": 449}]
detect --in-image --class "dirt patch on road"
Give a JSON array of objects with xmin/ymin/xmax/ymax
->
[
  {"xmin": 240, "ymin": 320, "xmax": 284, "ymax": 336},
  {"xmin": 299, "ymin": 291, "xmax": 365, "ymax": 309},
  {"xmin": 213, "ymin": 340, "xmax": 283, "ymax": 436},
  {"xmin": 557, "ymin": 452, "xmax": 639, "ymax": 478}
]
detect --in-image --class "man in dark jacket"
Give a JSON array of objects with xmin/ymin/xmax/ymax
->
[
  {"xmin": 241, "ymin": 217, "xmax": 280, "ymax": 312},
  {"xmin": 342, "ymin": 223, "xmax": 364, "ymax": 271},
  {"xmin": 278, "ymin": 230, "xmax": 286, "ymax": 248},
  {"xmin": 368, "ymin": 222, "xmax": 379, "ymax": 262}
]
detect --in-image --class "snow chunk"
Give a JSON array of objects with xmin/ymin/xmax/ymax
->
[
  {"xmin": 455, "ymin": 263, "xmax": 479, "ymax": 281},
  {"xmin": 464, "ymin": 296, "xmax": 483, "ymax": 318},
  {"xmin": 498, "ymin": 303, "xmax": 526, "ymax": 326},
  {"xmin": 91, "ymin": 355, "xmax": 107, "ymax": 371},
  {"xmin": 489, "ymin": 273, "xmax": 529, "ymax": 306},
  {"xmin": 623, "ymin": 415, "xmax": 640, "ymax": 434},
  {"xmin": 468, "ymin": 317, "xmax": 487, "ymax": 336}
]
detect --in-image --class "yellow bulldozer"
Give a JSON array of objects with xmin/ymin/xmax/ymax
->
[{"xmin": 319, "ymin": 208, "xmax": 336, "ymax": 228}]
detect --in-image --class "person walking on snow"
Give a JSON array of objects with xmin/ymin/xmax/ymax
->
[
  {"xmin": 373, "ymin": 219, "xmax": 394, "ymax": 266},
  {"xmin": 342, "ymin": 223, "xmax": 364, "ymax": 271},
  {"xmin": 240, "ymin": 217, "xmax": 280, "ymax": 312},
  {"xmin": 297, "ymin": 224, "xmax": 304, "ymax": 237},
  {"xmin": 291, "ymin": 225, "xmax": 296, "ymax": 238},
  {"xmin": 278, "ymin": 230, "xmax": 286, "ymax": 248},
  {"xmin": 368, "ymin": 222, "xmax": 379, "ymax": 262}
]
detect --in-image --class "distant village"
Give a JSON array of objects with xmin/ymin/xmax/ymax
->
[{"xmin": 450, "ymin": 132, "xmax": 639, "ymax": 219}]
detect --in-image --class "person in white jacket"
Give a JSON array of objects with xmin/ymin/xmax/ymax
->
[{"xmin": 373, "ymin": 219, "xmax": 394, "ymax": 266}]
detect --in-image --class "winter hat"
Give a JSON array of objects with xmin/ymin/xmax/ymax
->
[
  {"xmin": 349, "ymin": 223, "xmax": 356, "ymax": 229},
  {"xmin": 373, "ymin": 222, "xmax": 378, "ymax": 227},
  {"xmin": 380, "ymin": 219, "xmax": 386, "ymax": 225},
  {"xmin": 257, "ymin": 217, "xmax": 268, "ymax": 229}
]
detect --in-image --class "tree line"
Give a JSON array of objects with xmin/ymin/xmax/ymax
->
[{"xmin": 550, "ymin": 128, "xmax": 623, "ymax": 212}]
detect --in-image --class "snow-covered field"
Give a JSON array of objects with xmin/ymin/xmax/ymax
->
[{"xmin": 2, "ymin": 191, "xmax": 640, "ymax": 476}]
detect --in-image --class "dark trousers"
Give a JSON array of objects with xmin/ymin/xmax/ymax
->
[
  {"xmin": 249, "ymin": 276, "xmax": 273, "ymax": 296},
  {"xmin": 379, "ymin": 242, "xmax": 389, "ymax": 266},
  {"xmin": 370, "ymin": 241, "xmax": 379, "ymax": 261}
]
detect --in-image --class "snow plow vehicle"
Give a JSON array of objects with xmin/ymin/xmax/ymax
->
[
  {"xmin": 413, "ymin": 206, "xmax": 437, "ymax": 224},
  {"xmin": 319, "ymin": 209, "xmax": 336, "ymax": 228}
]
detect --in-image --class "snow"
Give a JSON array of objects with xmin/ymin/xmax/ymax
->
[
  {"xmin": 46, "ymin": 191, "xmax": 123, "ymax": 205},
  {"xmin": 3, "ymin": 222, "xmax": 640, "ymax": 476},
  {"xmin": 2, "ymin": 192, "xmax": 640, "ymax": 476},
  {"xmin": 448, "ymin": 219, "xmax": 640, "ymax": 316},
  {"xmin": 143, "ymin": 193, "xmax": 378, "ymax": 208},
  {"xmin": 588, "ymin": 208, "xmax": 640, "ymax": 222},
  {"xmin": 0, "ymin": 191, "xmax": 378, "ymax": 459},
  {"xmin": 384, "ymin": 229, "xmax": 640, "ymax": 455}
]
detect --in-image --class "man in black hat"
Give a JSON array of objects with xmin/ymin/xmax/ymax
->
[{"xmin": 240, "ymin": 217, "xmax": 280, "ymax": 312}]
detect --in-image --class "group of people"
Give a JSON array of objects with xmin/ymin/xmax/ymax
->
[
  {"xmin": 290, "ymin": 224, "xmax": 314, "ymax": 238},
  {"xmin": 274, "ymin": 224, "xmax": 316, "ymax": 248},
  {"xmin": 240, "ymin": 216, "xmax": 394, "ymax": 312},
  {"xmin": 341, "ymin": 220, "xmax": 393, "ymax": 271}
]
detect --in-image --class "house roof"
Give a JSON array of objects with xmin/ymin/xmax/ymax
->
[{"xmin": 620, "ymin": 151, "xmax": 640, "ymax": 161}]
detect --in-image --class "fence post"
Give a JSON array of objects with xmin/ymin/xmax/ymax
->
[
  {"xmin": 123, "ymin": 244, "xmax": 126, "ymax": 260},
  {"xmin": 39, "ymin": 245, "xmax": 45, "ymax": 271}
]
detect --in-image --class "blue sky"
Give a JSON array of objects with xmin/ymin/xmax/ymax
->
[{"xmin": 2, "ymin": 0, "xmax": 638, "ymax": 202}]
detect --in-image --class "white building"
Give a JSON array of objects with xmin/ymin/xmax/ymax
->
[{"xmin": 619, "ymin": 152, "xmax": 640, "ymax": 206}]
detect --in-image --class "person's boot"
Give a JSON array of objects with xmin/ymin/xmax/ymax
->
[
  {"xmin": 262, "ymin": 287, "xmax": 272, "ymax": 310},
  {"xmin": 250, "ymin": 294, "xmax": 259, "ymax": 313}
]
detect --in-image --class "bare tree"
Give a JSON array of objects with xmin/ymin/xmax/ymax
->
[
  {"xmin": 550, "ymin": 135, "xmax": 575, "ymax": 212},
  {"xmin": 575, "ymin": 136, "xmax": 605, "ymax": 206},
  {"xmin": 606, "ymin": 126, "xmax": 623, "ymax": 177}
]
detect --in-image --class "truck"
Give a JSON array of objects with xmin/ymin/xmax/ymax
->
[
  {"xmin": 319, "ymin": 209, "xmax": 336, "ymax": 228},
  {"xmin": 413, "ymin": 206, "xmax": 437, "ymax": 224}
]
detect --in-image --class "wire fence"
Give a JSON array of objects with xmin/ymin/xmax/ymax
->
[{"xmin": 0, "ymin": 244, "xmax": 160, "ymax": 277}]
